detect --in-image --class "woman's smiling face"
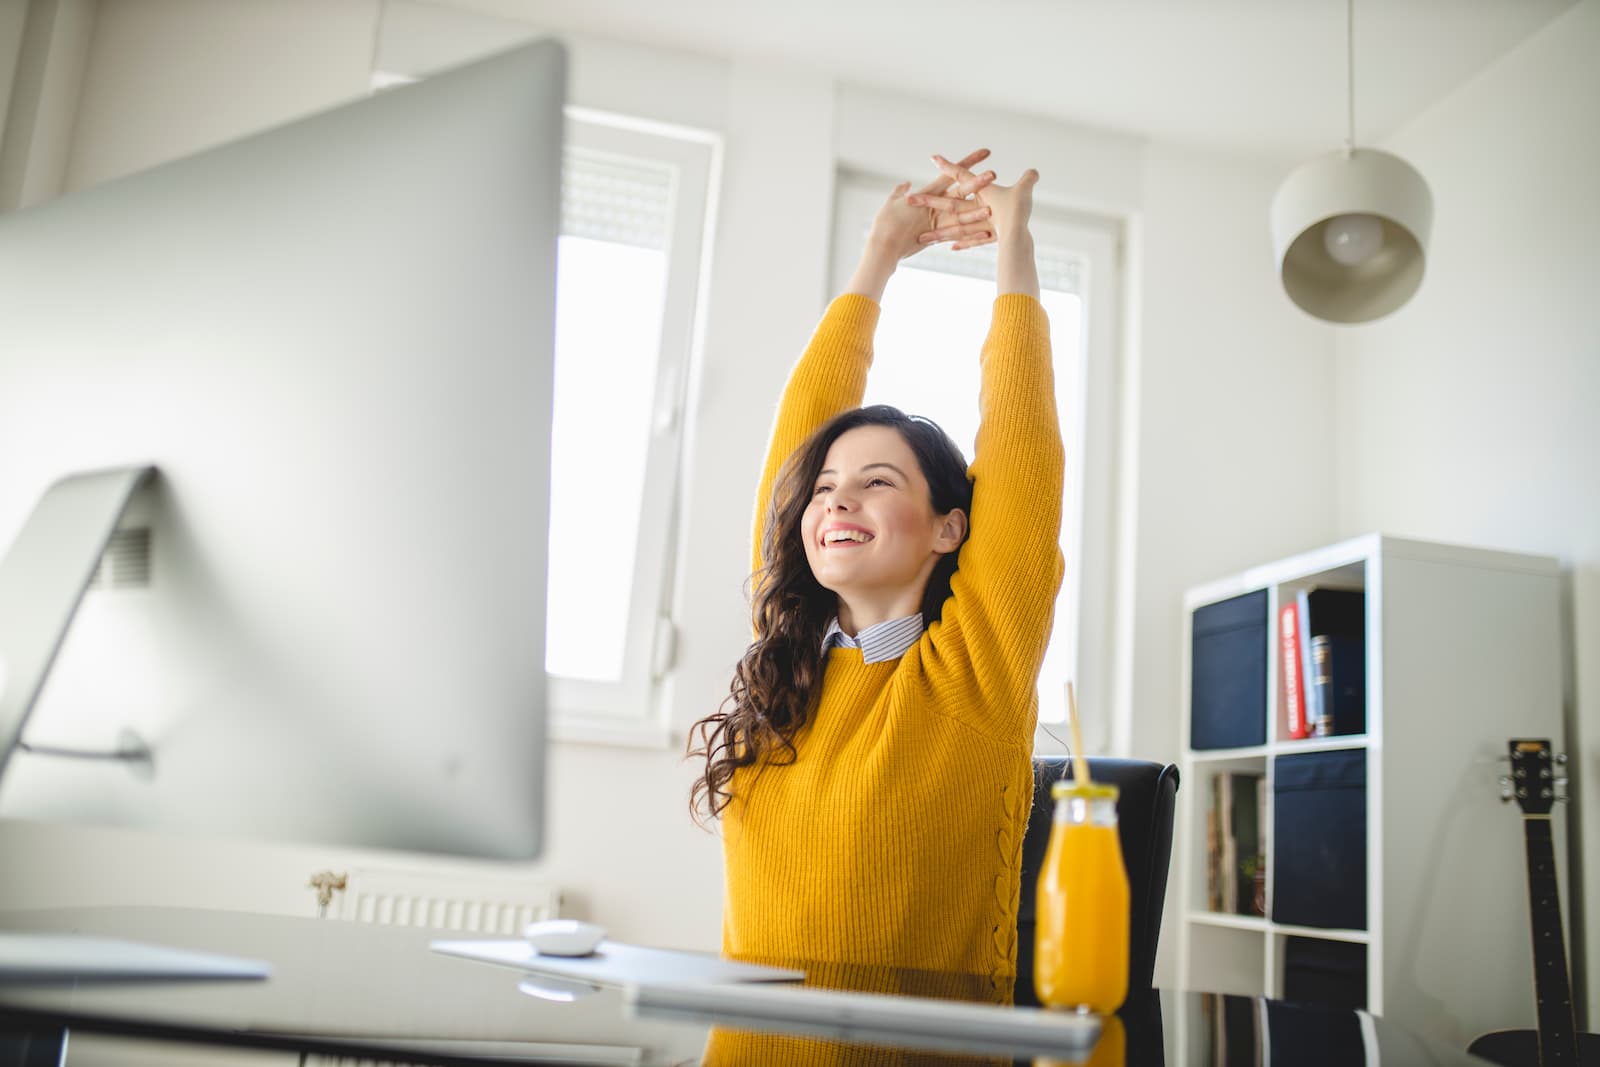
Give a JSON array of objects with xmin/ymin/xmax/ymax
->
[{"xmin": 800, "ymin": 425, "xmax": 964, "ymax": 611}]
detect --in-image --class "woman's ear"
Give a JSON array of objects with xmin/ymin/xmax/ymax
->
[{"xmin": 934, "ymin": 508, "xmax": 968, "ymax": 553}]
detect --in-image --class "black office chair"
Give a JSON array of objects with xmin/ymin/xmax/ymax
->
[{"xmin": 1015, "ymin": 756, "xmax": 1180, "ymax": 1006}]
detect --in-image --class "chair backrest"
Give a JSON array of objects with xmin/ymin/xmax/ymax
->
[{"xmin": 1015, "ymin": 756, "xmax": 1179, "ymax": 1006}]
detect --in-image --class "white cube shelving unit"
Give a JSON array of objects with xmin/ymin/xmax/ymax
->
[{"xmin": 1175, "ymin": 533, "xmax": 1568, "ymax": 1048}]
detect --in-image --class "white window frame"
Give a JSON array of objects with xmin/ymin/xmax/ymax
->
[
  {"xmin": 545, "ymin": 110, "xmax": 716, "ymax": 747},
  {"xmin": 830, "ymin": 172, "xmax": 1123, "ymax": 738}
]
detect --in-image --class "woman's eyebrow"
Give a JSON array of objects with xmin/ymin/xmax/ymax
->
[{"xmin": 816, "ymin": 462, "xmax": 909, "ymax": 479}]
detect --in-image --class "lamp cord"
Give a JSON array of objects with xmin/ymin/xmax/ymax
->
[{"xmin": 1344, "ymin": 0, "xmax": 1356, "ymax": 156}]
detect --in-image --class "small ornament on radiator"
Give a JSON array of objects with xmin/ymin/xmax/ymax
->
[{"xmin": 308, "ymin": 870, "xmax": 348, "ymax": 917}]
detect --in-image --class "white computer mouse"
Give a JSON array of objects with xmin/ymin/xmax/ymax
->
[{"xmin": 524, "ymin": 919, "xmax": 607, "ymax": 957}]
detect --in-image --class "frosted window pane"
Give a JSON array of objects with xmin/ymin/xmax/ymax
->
[{"xmin": 545, "ymin": 236, "xmax": 667, "ymax": 681}]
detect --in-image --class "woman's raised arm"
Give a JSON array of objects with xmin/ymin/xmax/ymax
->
[{"xmin": 913, "ymin": 160, "xmax": 1063, "ymax": 737}]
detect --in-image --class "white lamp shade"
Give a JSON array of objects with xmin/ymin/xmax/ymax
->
[{"xmin": 1270, "ymin": 147, "xmax": 1433, "ymax": 324}]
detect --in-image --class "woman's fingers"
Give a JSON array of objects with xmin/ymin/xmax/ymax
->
[
  {"xmin": 951, "ymin": 232, "xmax": 998, "ymax": 251},
  {"xmin": 923, "ymin": 148, "xmax": 989, "ymax": 193},
  {"xmin": 918, "ymin": 221, "xmax": 994, "ymax": 244},
  {"xmin": 906, "ymin": 193, "xmax": 992, "ymax": 220},
  {"xmin": 931, "ymin": 154, "xmax": 995, "ymax": 196},
  {"xmin": 913, "ymin": 151, "xmax": 992, "ymax": 198}
]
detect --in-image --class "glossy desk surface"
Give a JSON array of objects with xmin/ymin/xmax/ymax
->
[{"xmin": 0, "ymin": 907, "xmax": 1486, "ymax": 1066}]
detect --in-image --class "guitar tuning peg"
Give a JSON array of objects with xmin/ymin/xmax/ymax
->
[
  {"xmin": 1499, "ymin": 776, "xmax": 1516, "ymax": 802},
  {"xmin": 1556, "ymin": 753, "xmax": 1569, "ymax": 766}
]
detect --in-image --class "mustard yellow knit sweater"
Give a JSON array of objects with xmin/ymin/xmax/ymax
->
[{"xmin": 720, "ymin": 292, "xmax": 1064, "ymax": 995}]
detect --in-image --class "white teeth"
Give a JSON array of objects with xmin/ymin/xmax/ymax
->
[{"xmin": 824, "ymin": 529, "xmax": 871, "ymax": 544}]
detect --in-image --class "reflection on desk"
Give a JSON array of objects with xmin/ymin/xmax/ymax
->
[
  {"xmin": 0, "ymin": 907, "xmax": 1489, "ymax": 1066},
  {"xmin": 643, "ymin": 958, "xmax": 1095, "ymax": 1064}
]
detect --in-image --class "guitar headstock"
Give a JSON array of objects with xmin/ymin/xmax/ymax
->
[{"xmin": 1504, "ymin": 739, "xmax": 1566, "ymax": 815}]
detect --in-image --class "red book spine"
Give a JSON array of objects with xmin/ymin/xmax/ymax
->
[{"xmin": 1280, "ymin": 603, "xmax": 1308, "ymax": 739}]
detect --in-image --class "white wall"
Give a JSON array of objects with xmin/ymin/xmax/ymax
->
[
  {"xmin": 0, "ymin": 0, "xmax": 1337, "ymax": 988},
  {"xmin": 1334, "ymin": 0, "xmax": 1600, "ymax": 1024}
]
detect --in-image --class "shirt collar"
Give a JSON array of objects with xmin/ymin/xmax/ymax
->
[{"xmin": 821, "ymin": 613, "xmax": 924, "ymax": 664}]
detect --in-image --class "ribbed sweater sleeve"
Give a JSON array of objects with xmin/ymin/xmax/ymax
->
[
  {"xmin": 750, "ymin": 295, "xmax": 879, "ymax": 582},
  {"xmin": 926, "ymin": 294, "xmax": 1064, "ymax": 740}
]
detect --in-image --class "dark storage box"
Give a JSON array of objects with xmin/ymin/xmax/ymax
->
[
  {"xmin": 1272, "ymin": 749, "xmax": 1366, "ymax": 930},
  {"xmin": 1190, "ymin": 590, "xmax": 1268, "ymax": 750},
  {"xmin": 1282, "ymin": 936, "xmax": 1368, "ymax": 1009}
]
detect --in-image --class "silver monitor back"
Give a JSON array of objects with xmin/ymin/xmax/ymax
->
[{"xmin": 0, "ymin": 40, "xmax": 565, "ymax": 861}]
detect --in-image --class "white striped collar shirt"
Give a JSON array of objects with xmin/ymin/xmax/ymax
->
[{"xmin": 820, "ymin": 613, "xmax": 924, "ymax": 664}]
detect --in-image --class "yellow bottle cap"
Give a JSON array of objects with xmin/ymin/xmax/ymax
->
[{"xmin": 1050, "ymin": 780, "xmax": 1120, "ymax": 801}]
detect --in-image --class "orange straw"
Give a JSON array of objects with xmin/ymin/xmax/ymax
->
[{"xmin": 1067, "ymin": 681, "xmax": 1091, "ymax": 786}]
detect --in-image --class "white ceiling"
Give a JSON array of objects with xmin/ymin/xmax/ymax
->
[{"xmin": 442, "ymin": 0, "xmax": 1577, "ymax": 163}]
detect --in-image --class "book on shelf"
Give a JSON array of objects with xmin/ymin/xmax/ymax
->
[
  {"xmin": 1302, "ymin": 588, "xmax": 1366, "ymax": 737},
  {"xmin": 1230, "ymin": 772, "xmax": 1259, "ymax": 916},
  {"xmin": 1207, "ymin": 774, "xmax": 1229, "ymax": 911},
  {"xmin": 1206, "ymin": 770, "xmax": 1266, "ymax": 917},
  {"xmin": 1280, "ymin": 602, "xmax": 1308, "ymax": 739},
  {"xmin": 1314, "ymin": 638, "xmax": 1364, "ymax": 737},
  {"xmin": 1248, "ymin": 777, "xmax": 1260, "ymax": 921},
  {"xmin": 1206, "ymin": 775, "xmax": 1222, "ymax": 911},
  {"xmin": 1295, "ymin": 590, "xmax": 1317, "ymax": 736}
]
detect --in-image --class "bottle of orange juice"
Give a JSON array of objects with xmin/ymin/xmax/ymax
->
[{"xmin": 1034, "ymin": 780, "xmax": 1129, "ymax": 1013}]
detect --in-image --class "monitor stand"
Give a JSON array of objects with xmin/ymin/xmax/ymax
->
[
  {"xmin": 0, "ymin": 466, "xmax": 268, "ymax": 983},
  {"xmin": 0, "ymin": 465, "xmax": 157, "ymax": 782}
]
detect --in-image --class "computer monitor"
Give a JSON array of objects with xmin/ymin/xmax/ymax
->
[{"xmin": 0, "ymin": 40, "xmax": 564, "ymax": 865}]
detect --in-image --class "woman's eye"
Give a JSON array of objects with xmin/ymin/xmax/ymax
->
[
  {"xmin": 867, "ymin": 477, "xmax": 891, "ymax": 488},
  {"xmin": 812, "ymin": 485, "xmax": 831, "ymax": 497}
]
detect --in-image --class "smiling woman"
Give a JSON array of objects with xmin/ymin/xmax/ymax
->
[{"xmin": 686, "ymin": 149, "xmax": 1066, "ymax": 994}]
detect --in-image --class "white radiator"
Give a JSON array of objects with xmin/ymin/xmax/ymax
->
[{"xmin": 335, "ymin": 868, "xmax": 562, "ymax": 933}]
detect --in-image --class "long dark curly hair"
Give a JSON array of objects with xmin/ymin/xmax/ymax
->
[{"xmin": 687, "ymin": 405, "xmax": 973, "ymax": 822}]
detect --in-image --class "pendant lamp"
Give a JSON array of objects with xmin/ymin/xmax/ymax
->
[{"xmin": 1270, "ymin": 0, "xmax": 1433, "ymax": 324}]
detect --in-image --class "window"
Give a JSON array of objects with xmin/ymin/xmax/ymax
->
[
  {"xmin": 830, "ymin": 173, "xmax": 1123, "ymax": 727},
  {"xmin": 371, "ymin": 71, "xmax": 716, "ymax": 744},
  {"xmin": 545, "ymin": 113, "xmax": 715, "ymax": 743}
]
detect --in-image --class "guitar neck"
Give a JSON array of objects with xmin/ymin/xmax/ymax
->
[{"xmin": 1522, "ymin": 815, "xmax": 1580, "ymax": 1065}]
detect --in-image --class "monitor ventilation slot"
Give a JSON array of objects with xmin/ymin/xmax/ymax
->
[{"xmin": 90, "ymin": 528, "xmax": 151, "ymax": 589}]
